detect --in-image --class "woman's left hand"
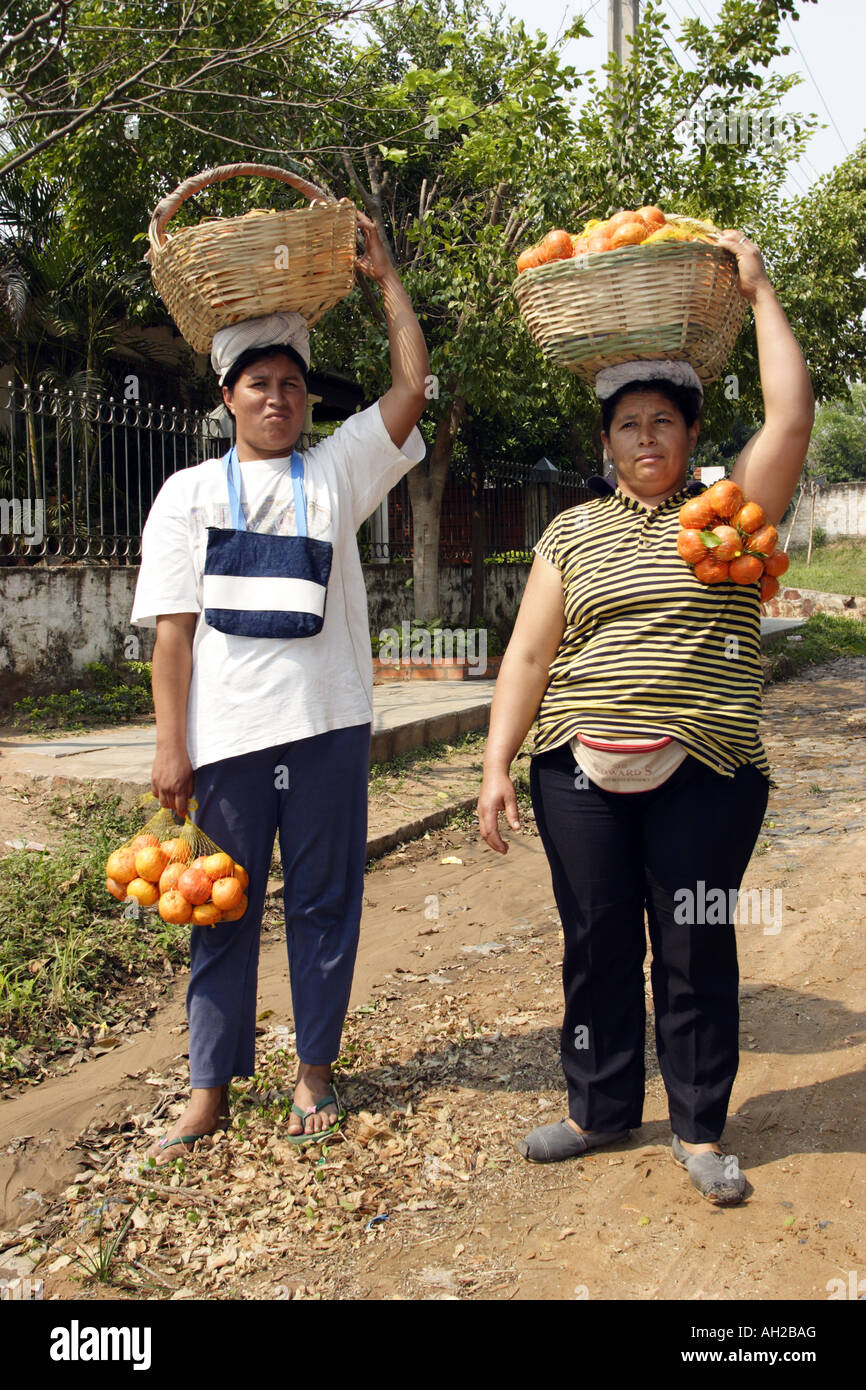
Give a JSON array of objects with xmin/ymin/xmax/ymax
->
[
  {"xmin": 717, "ymin": 230, "xmax": 770, "ymax": 303},
  {"xmin": 355, "ymin": 210, "xmax": 395, "ymax": 283}
]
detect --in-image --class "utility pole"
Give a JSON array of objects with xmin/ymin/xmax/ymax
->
[
  {"xmin": 607, "ymin": 1, "xmax": 640, "ymax": 207},
  {"xmin": 608, "ymin": 0, "xmax": 639, "ymax": 66}
]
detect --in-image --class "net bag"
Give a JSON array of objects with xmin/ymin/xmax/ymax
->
[{"xmin": 104, "ymin": 797, "xmax": 249, "ymax": 926}]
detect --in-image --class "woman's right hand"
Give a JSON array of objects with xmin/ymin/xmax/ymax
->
[
  {"xmin": 151, "ymin": 744, "xmax": 195, "ymax": 818},
  {"xmin": 477, "ymin": 770, "xmax": 521, "ymax": 855}
]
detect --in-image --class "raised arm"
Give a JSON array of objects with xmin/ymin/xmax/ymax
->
[
  {"xmin": 722, "ymin": 231, "xmax": 815, "ymax": 525},
  {"xmin": 355, "ymin": 210, "xmax": 430, "ymax": 449},
  {"xmin": 477, "ymin": 554, "xmax": 566, "ymax": 854}
]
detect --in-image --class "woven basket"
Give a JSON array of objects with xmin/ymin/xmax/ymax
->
[
  {"xmin": 147, "ymin": 163, "xmax": 357, "ymax": 353},
  {"xmin": 512, "ymin": 229, "xmax": 748, "ymax": 384}
]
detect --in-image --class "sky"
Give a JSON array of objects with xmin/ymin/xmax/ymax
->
[{"xmin": 497, "ymin": 0, "xmax": 864, "ymax": 201}]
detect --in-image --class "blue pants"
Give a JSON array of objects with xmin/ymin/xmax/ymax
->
[{"xmin": 186, "ymin": 723, "xmax": 371, "ymax": 1088}]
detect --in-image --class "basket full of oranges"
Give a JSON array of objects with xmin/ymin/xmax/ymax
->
[
  {"xmin": 677, "ymin": 478, "xmax": 789, "ymax": 602},
  {"xmin": 105, "ymin": 799, "xmax": 249, "ymax": 927},
  {"xmin": 512, "ymin": 207, "xmax": 748, "ymax": 384}
]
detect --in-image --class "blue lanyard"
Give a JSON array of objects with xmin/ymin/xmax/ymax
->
[{"xmin": 222, "ymin": 446, "xmax": 307, "ymax": 538}]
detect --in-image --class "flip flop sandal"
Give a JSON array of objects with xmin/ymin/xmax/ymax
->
[
  {"xmin": 671, "ymin": 1134, "xmax": 747, "ymax": 1205},
  {"xmin": 516, "ymin": 1120, "xmax": 631, "ymax": 1163},
  {"xmin": 152, "ymin": 1132, "xmax": 212, "ymax": 1162},
  {"xmin": 287, "ymin": 1087, "xmax": 347, "ymax": 1148}
]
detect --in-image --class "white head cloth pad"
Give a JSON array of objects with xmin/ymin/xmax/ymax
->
[
  {"xmin": 211, "ymin": 312, "xmax": 310, "ymax": 385},
  {"xmin": 595, "ymin": 359, "xmax": 704, "ymax": 401}
]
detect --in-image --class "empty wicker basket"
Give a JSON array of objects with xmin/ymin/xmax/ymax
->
[
  {"xmin": 513, "ymin": 236, "xmax": 748, "ymax": 383},
  {"xmin": 147, "ymin": 163, "xmax": 357, "ymax": 353}
]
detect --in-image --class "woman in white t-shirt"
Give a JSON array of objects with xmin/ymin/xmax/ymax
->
[{"xmin": 131, "ymin": 214, "xmax": 429, "ymax": 1161}]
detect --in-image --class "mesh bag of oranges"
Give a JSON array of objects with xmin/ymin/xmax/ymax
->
[
  {"xmin": 104, "ymin": 798, "xmax": 249, "ymax": 927},
  {"xmin": 677, "ymin": 479, "xmax": 790, "ymax": 602}
]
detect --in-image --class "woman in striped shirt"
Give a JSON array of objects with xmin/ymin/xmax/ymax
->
[{"xmin": 477, "ymin": 231, "xmax": 813, "ymax": 1204}]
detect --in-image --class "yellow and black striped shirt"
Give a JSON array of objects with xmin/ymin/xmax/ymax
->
[{"xmin": 532, "ymin": 485, "xmax": 770, "ymax": 779}]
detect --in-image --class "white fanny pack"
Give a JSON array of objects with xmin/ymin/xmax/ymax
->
[{"xmin": 570, "ymin": 732, "xmax": 688, "ymax": 793}]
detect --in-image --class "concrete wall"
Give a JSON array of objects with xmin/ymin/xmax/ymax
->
[
  {"xmin": 783, "ymin": 482, "xmax": 866, "ymax": 547},
  {"xmin": 0, "ymin": 562, "xmax": 532, "ymax": 702}
]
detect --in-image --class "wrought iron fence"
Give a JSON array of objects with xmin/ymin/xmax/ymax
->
[
  {"xmin": 0, "ymin": 382, "xmax": 592, "ymax": 565},
  {"xmin": 358, "ymin": 459, "xmax": 593, "ymax": 563},
  {"xmin": 0, "ymin": 382, "xmax": 227, "ymax": 561}
]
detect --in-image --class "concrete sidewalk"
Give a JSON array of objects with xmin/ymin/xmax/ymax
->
[{"xmin": 0, "ymin": 679, "xmax": 497, "ymax": 796}]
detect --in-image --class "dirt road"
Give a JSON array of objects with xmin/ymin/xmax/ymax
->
[{"xmin": 1, "ymin": 660, "xmax": 864, "ymax": 1301}]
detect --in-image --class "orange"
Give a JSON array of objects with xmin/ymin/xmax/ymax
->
[
  {"xmin": 128, "ymin": 834, "xmax": 160, "ymax": 852},
  {"xmin": 760, "ymin": 574, "xmax": 780, "ymax": 603},
  {"xmin": 763, "ymin": 549, "xmax": 790, "ymax": 578},
  {"xmin": 211, "ymin": 876, "xmax": 243, "ymax": 912},
  {"xmin": 220, "ymin": 894, "xmax": 248, "ymax": 923},
  {"xmin": 126, "ymin": 877, "xmax": 160, "ymax": 908},
  {"xmin": 728, "ymin": 554, "xmax": 764, "ymax": 584},
  {"xmin": 709, "ymin": 524, "xmax": 743, "ymax": 562},
  {"xmin": 679, "ymin": 496, "xmax": 716, "ymax": 530},
  {"xmin": 177, "ymin": 867, "xmax": 213, "ymax": 905},
  {"xmin": 106, "ymin": 847, "xmax": 138, "ymax": 884},
  {"xmin": 134, "ymin": 845, "xmax": 168, "ymax": 883},
  {"xmin": 191, "ymin": 902, "xmax": 223, "ymax": 927},
  {"xmin": 637, "ymin": 205, "xmax": 665, "ymax": 230},
  {"xmin": 106, "ymin": 876, "xmax": 127, "ymax": 901},
  {"xmin": 733, "ymin": 501, "xmax": 765, "ymax": 535},
  {"xmin": 746, "ymin": 523, "xmax": 778, "ymax": 557},
  {"xmin": 162, "ymin": 837, "xmax": 192, "ymax": 864},
  {"xmin": 158, "ymin": 889, "xmax": 193, "ymax": 925},
  {"xmin": 202, "ymin": 851, "xmax": 235, "ymax": 881},
  {"xmin": 538, "ymin": 229, "xmax": 574, "ymax": 262},
  {"xmin": 694, "ymin": 555, "xmax": 730, "ymax": 585},
  {"xmin": 610, "ymin": 219, "xmax": 647, "ymax": 249},
  {"xmin": 233, "ymin": 864, "xmax": 249, "ymax": 891},
  {"xmin": 676, "ymin": 529, "xmax": 708, "ymax": 565},
  {"xmin": 586, "ymin": 228, "xmax": 613, "ymax": 252},
  {"xmin": 159, "ymin": 861, "xmax": 186, "ymax": 895},
  {"xmin": 705, "ymin": 479, "xmax": 745, "ymax": 519}
]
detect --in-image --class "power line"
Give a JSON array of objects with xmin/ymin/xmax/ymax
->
[{"xmin": 783, "ymin": 16, "xmax": 850, "ymax": 159}]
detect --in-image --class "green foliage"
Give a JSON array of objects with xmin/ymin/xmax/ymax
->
[
  {"xmin": 804, "ymin": 383, "xmax": 866, "ymax": 482},
  {"xmin": 763, "ymin": 612, "xmax": 866, "ymax": 684},
  {"xmin": 13, "ymin": 662, "xmax": 153, "ymax": 731}
]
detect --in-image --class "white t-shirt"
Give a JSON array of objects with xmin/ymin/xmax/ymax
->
[{"xmin": 131, "ymin": 401, "xmax": 425, "ymax": 769}]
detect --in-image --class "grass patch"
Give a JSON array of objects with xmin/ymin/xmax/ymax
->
[
  {"xmin": 784, "ymin": 539, "xmax": 866, "ymax": 597},
  {"xmin": 368, "ymin": 729, "xmax": 487, "ymax": 794},
  {"xmin": 0, "ymin": 788, "xmax": 187, "ymax": 1083},
  {"xmin": 763, "ymin": 612, "xmax": 866, "ymax": 685},
  {"xmin": 12, "ymin": 661, "xmax": 154, "ymax": 733}
]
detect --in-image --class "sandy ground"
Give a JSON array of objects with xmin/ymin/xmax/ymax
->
[{"xmin": 0, "ymin": 660, "xmax": 864, "ymax": 1302}]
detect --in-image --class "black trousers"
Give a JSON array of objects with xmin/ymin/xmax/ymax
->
[{"xmin": 529, "ymin": 746, "xmax": 769, "ymax": 1142}]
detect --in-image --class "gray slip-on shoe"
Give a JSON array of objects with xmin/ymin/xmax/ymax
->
[
  {"xmin": 516, "ymin": 1120, "xmax": 631, "ymax": 1163},
  {"xmin": 671, "ymin": 1134, "xmax": 747, "ymax": 1205}
]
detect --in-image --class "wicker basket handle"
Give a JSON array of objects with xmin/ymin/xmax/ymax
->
[{"xmin": 148, "ymin": 163, "xmax": 343, "ymax": 251}]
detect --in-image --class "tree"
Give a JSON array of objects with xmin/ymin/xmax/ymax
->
[
  {"xmin": 804, "ymin": 383, "xmax": 866, "ymax": 483},
  {"xmin": 0, "ymin": 0, "xmax": 387, "ymax": 177}
]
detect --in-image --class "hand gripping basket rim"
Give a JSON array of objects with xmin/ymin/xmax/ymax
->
[
  {"xmin": 147, "ymin": 162, "xmax": 358, "ymax": 354},
  {"xmin": 512, "ymin": 237, "xmax": 748, "ymax": 384}
]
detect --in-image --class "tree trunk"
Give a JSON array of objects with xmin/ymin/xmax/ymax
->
[{"xmin": 407, "ymin": 395, "xmax": 466, "ymax": 620}]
